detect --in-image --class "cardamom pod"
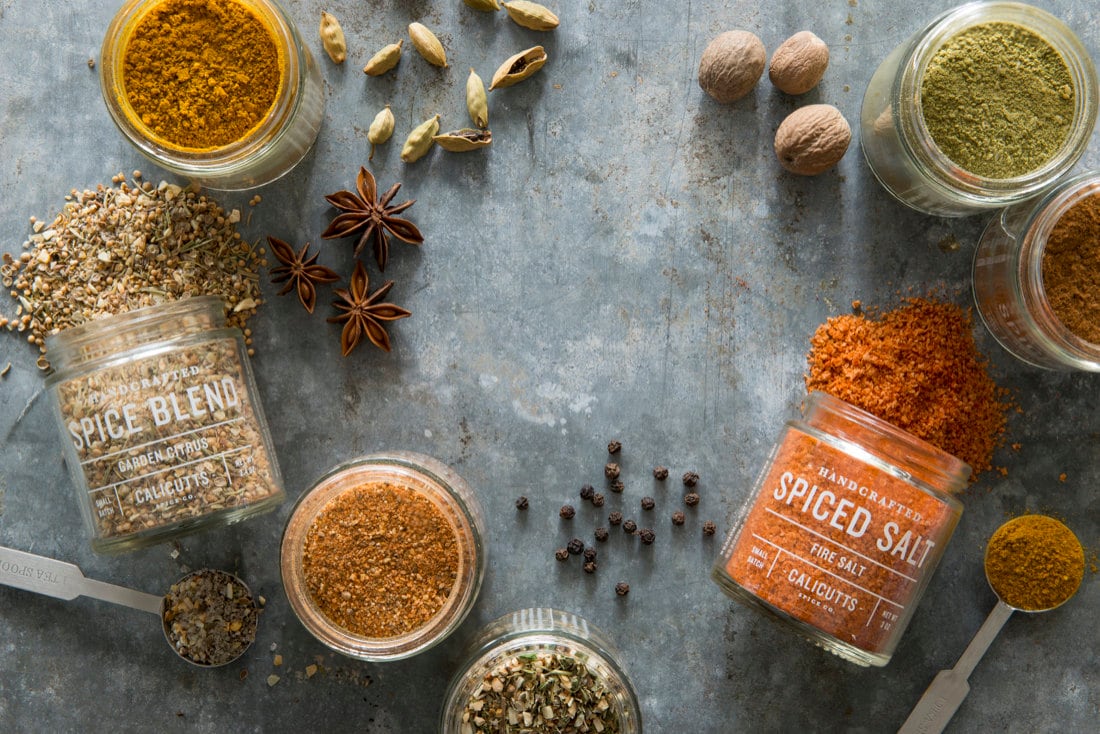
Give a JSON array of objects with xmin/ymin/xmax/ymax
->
[
  {"xmin": 368, "ymin": 106, "xmax": 395, "ymax": 161},
  {"xmin": 319, "ymin": 11, "xmax": 347, "ymax": 64},
  {"xmin": 401, "ymin": 114, "xmax": 441, "ymax": 163},
  {"xmin": 489, "ymin": 46, "xmax": 548, "ymax": 90},
  {"xmin": 502, "ymin": 1, "xmax": 559, "ymax": 31},
  {"xmin": 466, "ymin": 69, "xmax": 489, "ymax": 128},
  {"xmin": 433, "ymin": 128, "xmax": 493, "ymax": 152},
  {"xmin": 408, "ymin": 22, "xmax": 448, "ymax": 68},
  {"xmin": 363, "ymin": 40, "xmax": 403, "ymax": 76},
  {"xmin": 463, "ymin": 0, "xmax": 501, "ymax": 10}
]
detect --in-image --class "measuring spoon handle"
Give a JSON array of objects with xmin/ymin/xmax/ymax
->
[{"xmin": 0, "ymin": 545, "xmax": 162, "ymax": 615}]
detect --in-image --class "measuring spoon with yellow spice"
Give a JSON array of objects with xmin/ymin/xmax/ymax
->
[
  {"xmin": 899, "ymin": 515, "xmax": 1085, "ymax": 734},
  {"xmin": 0, "ymin": 546, "xmax": 259, "ymax": 667}
]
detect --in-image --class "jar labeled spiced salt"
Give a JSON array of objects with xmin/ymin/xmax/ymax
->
[
  {"xmin": 973, "ymin": 171, "xmax": 1100, "ymax": 371},
  {"xmin": 44, "ymin": 297, "xmax": 284, "ymax": 554},
  {"xmin": 712, "ymin": 392, "xmax": 969, "ymax": 667},
  {"xmin": 99, "ymin": 0, "xmax": 323, "ymax": 190}
]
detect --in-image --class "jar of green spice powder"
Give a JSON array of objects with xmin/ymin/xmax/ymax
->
[{"xmin": 861, "ymin": 2, "xmax": 1097, "ymax": 217}]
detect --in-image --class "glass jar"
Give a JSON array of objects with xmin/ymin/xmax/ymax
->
[
  {"xmin": 43, "ymin": 297, "xmax": 285, "ymax": 554},
  {"xmin": 441, "ymin": 608, "xmax": 642, "ymax": 733},
  {"xmin": 711, "ymin": 392, "xmax": 969, "ymax": 667},
  {"xmin": 99, "ymin": 0, "xmax": 323, "ymax": 191},
  {"xmin": 860, "ymin": 1, "xmax": 1097, "ymax": 217},
  {"xmin": 280, "ymin": 452, "xmax": 486, "ymax": 662},
  {"xmin": 973, "ymin": 171, "xmax": 1100, "ymax": 370}
]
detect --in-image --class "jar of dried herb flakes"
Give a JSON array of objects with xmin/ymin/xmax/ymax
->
[
  {"xmin": 711, "ymin": 392, "xmax": 969, "ymax": 667},
  {"xmin": 973, "ymin": 171, "xmax": 1100, "ymax": 370},
  {"xmin": 441, "ymin": 608, "xmax": 642, "ymax": 734},
  {"xmin": 861, "ymin": 1, "xmax": 1097, "ymax": 217},
  {"xmin": 99, "ymin": 0, "xmax": 322, "ymax": 190},
  {"xmin": 280, "ymin": 452, "xmax": 486, "ymax": 662},
  {"xmin": 44, "ymin": 297, "xmax": 285, "ymax": 554}
]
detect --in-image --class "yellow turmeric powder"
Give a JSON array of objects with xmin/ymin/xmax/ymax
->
[{"xmin": 121, "ymin": 0, "xmax": 282, "ymax": 150}]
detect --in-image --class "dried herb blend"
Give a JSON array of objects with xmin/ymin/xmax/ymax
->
[
  {"xmin": 302, "ymin": 481, "xmax": 460, "ymax": 638},
  {"xmin": 121, "ymin": 0, "xmax": 282, "ymax": 149},
  {"xmin": 985, "ymin": 515, "xmax": 1084, "ymax": 611},
  {"xmin": 458, "ymin": 649, "xmax": 622, "ymax": 734},
  {"xmin": 920, "ymin": 22, "xmax": 1074, "ymax": 179},
  {"xmin": 162, "ymin": 569, "xmax": 259, "ymax": 666},
  {"xmin": 1041, "ymin": 192, "xmax": 1100, "ymax": 344}
]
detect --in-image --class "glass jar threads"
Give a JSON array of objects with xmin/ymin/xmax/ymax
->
[
  {"xmin": 973, "ymin": 171, "xmax": 1100, "ymax": 370},
  {"xmin": 861, "ymin": 1, "xmax": 1097, "ymax": 217},
  {"xmin": 280, "ymin": 452, "xmax": 486, "ymax": 662},
  {"xmin": 711, "ymin": 392, "xmax": 969, "ymax": 667},
  {"xmin": 44, "ymin": 297, "xmax": 285, "ymax": 554},
  {"xmin": 441, "ymin": 608, "xmax": 642, "ymax": 734},
  {"xmin": 99, "ymin": 0, "xmax": 323, "ymax": 190}
]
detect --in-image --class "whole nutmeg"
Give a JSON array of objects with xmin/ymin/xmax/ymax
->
[
  {"xmin": 698, "ymin": 30, "xmax": 766, "ymax": 103},
  {"xmin": 774, "ymin": 104, "xmax": 851, "ymax": 176},
  {"xmin": 769, "ymin": 31, "xmax": 829, "ymax": 95}
]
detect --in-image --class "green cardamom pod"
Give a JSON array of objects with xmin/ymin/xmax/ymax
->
[
  {"xmin": 489, "ymin": 46, "xmax": 548, "ymax": 91},
  {"xmin": 433, "ymin": 128, "xmax": 493, "ymax": 152},
  {"xmin": 368, "ymin": 106, "xmax": 395, "ymax": 161},
  {"xmin": 502, "ymin": 1, "xmax": 559, "ymax": 31},
  {"xmin": 466, "ymin": 69, "xmax": 489, "ymax": 128},
  {"xmin": 363, "ymin": 40, "xmax": 403, "ymax": 76},
  {"xmin": 408, "ymin": 22, "xmax": 448, "ymax": 68},
  {"xmin": 463, "ymin": 0, "xmax": 501, "ymax": 10},
  {"xmin": 319, "ymin": 11, "xmax": 347, "ymax": 64},
  {"xmin": 401, "ymin": 114, "xmax": 441, "ymax": 163}
]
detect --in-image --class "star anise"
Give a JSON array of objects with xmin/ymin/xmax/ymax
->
[
  {"xmin": 267, "ymin": 236, "xmax": 339, "ymax": 313},
  {"xmin": 328, "ymin": 260, "xmax": 411, "ymax": 354},
  {"xmin": 321, "ymin": 166, "xmax": 423, "ymax": 271}
]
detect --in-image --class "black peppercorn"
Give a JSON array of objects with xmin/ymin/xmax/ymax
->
[
  {"xmin": 579, "ymin": 484, "xmax": 595, "ymax": 501},
  {"xmin": 560, "ymin": 504, "xmax": 576, "ymax": 519},
  {"xmin": 583, "ymin": 561, "xmax": 597, "ymax": 574},
  {"xmin": 567, "ymin": 538, "xmax": 584, "ymax": 555},
  {"xmin": 622, "ymin": 519, "xmax": 637, "ymax": 534},
  {"xmin": 591, "ymin": 493, "xmax": 605, "ymax": 507},
  {"xmin": 607, "ymin": 440, "xmax": 622, "ymax": 454},
  {"xmin": 702, "ymin": 521, "xmax": 717, "ymax": 536},
  {"xmin": 671, "ymin": 511, "xmax": 685, "ymax": 526},
  {"xmin": 583, "ymin": 547, "xmax": 597, "ymax": 562},
  {"xmin": 515, "ymin": 495, "xmax": 529, "ymax": 510},
  {"xmin": 594, "ymin": 527, "xmax": 609, "ymax": 542},
  {"xmin": 615, "ymin": 582, "xmax": 630, "ymax": 596},
  {"xmin": 639, "ymin": 528, "xmax": 655, "ymax": 545},
  {"xmin": 684, "ymin": 492, "xmax": 700, "ymax": 507},
  {"xmin": 608, "ymin": 511, "xmax": 623, "ymax": 526},
  {"xmin": 555, "ymin": 548, "xmax": 569, "ymax": 561},
  {"xmin": 653, "ymin": 466, "xmax": 669, "ymax": 480},
  {"xmin": 610, "ymin": 479, "xmax": 625, "ymax": 493},
  {"xmin": 604, "ymin": 462, "xmax": 620, "ymax": 480},
  {"xmin": 682, "ymin": 471, "xmax": 700, "ymax": 487},
  {"xmin": 641, "ymin": 496, "xmax": 655, "ymax": 511}
]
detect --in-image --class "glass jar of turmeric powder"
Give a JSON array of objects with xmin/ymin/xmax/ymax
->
[
  {"xmin": 711, "ymin": 392, "xmax": 970, "ymax": 667},
  {"xmin": 973, "ymin": 171, "xmax": 1100, "ymax": 371},
  {"xmin": 860, "ymin": 1, "xmax": 1097, "ymax": 217},
  {"xmin": 99, "ymin": 0, "xmax": 323, "ymax": 190}
]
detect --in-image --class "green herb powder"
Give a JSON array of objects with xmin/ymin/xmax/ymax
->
[{"xmin": 920, "ymin": 22, "xmax": 1074, "ymax": 179}]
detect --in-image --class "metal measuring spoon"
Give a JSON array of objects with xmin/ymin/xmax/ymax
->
[
  {"xmin": 0, "ymin": 545, "xmax": 257, "ymax": 667},
  {"xmin": 898, "ymin": 518, "xmax": 1083, "ymax": 734}
]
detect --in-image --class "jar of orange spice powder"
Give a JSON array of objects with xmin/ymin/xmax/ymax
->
[{"xmin": 712, "ymin": 392, "xmax": 970, "ymax": 667}]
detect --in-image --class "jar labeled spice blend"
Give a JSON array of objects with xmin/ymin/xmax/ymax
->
[
  {"xmin": 99, "ymin": 0, "xmax": 323, "ymax": 190},
  {"xmin": 45, "ymin": 297, "xmax": 284, "ymax": 554},
  {"xmin": 973, "ymin": 171, "xmax": 1100, "ymax": 370},
  {"xmin": 281, "ymin": 452, "xmax": 486, "ymax": 661},
  {"xmin": 712, "ymin": 392, "xmax": 969, "ymax": 667},
  {"xmin": 860, "ymin": 1, "xmax": 1097, "ymax": 216}
]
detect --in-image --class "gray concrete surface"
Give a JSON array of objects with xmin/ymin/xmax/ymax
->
[{"xmin": 1, "ymin": 0, "xmax": 1098, "ymax": 731}]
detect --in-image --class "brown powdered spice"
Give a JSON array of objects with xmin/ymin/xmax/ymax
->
[
  {"xmin": 985, "ymin": 514, "xmax": 1084, "ymax": 611},
  {"xmin": 302, "ymin": 481, "xmax": 459, "ymax": 638},
  {"xmin": 805, "ymin": 298, "xmax": 1008, "ymax": 476},
  {"xmin": 1042, "ymin": 192, "xmax": 1100, "ymax": 344}
]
